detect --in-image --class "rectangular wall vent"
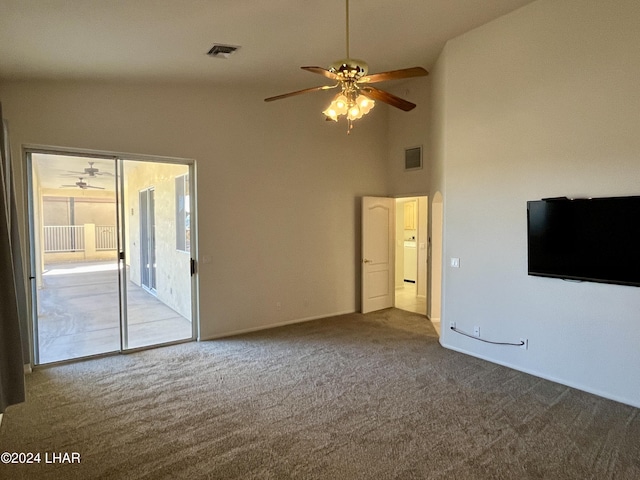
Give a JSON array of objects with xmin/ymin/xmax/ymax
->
[
  {"xmin": 405, "ymin": 146, "xmax": 423, "ymax": 170},
  {"xmin": 207, "ymin": 44, "xmax": 240, "ymax": 59}
]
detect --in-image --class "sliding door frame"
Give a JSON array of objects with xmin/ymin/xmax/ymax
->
[{"xmin": 24, "ymin": 145, "xmax": 199, "ymax": 365}]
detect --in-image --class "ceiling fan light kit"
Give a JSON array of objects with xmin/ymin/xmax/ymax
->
[
  {"xmin": 323, "ymin": 92, "xmax": 374, "ymax": 123},
  {"xmin": 264, "ymin": 0, "xmax": 428, "ymax": 133}
]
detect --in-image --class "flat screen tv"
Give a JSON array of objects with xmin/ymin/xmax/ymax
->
[{"xmin": 527, "ymin": 196, "xmax": 640, "ymax": 287}]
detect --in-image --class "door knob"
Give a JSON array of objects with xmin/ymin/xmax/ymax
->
[{"xmin": 363, "ymin": 258, "xmax": 372, "ymax": 264}]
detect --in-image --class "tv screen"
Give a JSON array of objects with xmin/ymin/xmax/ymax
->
[{"xmin": 527, "ymin": 196, "xmax": 640, "ymax": 287}]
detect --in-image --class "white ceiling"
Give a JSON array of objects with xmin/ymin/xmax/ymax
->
[
  {"xmin": 0, "ymin": 0, "xmax": 535, "ymax": 89},
  {"xmin": 33, "ymin": 153, "xmax": 117, "ymax": 192}
]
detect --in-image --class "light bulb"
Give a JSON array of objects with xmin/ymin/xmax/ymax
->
[
  {"xmin": 356, "ymin": 95, "xmax": 374, "ymax": 115},
  {"xmin": 347, "ymin": 105, "xmax": 360, "ymax": 120},
  {"xmin": 334, "ymin": 95, "xmax": 349, "ymax": 115},
  {"xmin": 323, "ymin": 106, "xmax": 338, "ymax": 121}
]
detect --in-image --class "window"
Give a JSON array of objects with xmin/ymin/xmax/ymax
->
[{"xmin": 176, "ymin": 174, "xmax": 190, "ymax": 252}]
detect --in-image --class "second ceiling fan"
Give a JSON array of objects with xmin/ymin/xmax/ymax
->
[
  {"xmin": 61, "ymin": 177, "xmax": 105, "ymax": 190},
  {"xmin": 265, "ymin": 0, "xmax": 428, "ymax": 132}
]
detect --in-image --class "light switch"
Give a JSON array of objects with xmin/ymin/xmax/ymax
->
[{"xmin": 450, "ymin": 257, "xmax": 460, "ymax": 268}]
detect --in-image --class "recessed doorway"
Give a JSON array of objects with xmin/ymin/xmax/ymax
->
[{"xmin": 394, "ymin": 196, "xmax": 427, "ymax": 316}]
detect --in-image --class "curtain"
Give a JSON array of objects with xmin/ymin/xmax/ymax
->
[{"xmin": 0, "ymin": 102, "xmax": 26, "ymax": 413}]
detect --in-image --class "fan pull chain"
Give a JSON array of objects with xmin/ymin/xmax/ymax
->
[{"xmin": 346, "ymin": 0, "xmax": 350, "ymax": 59}]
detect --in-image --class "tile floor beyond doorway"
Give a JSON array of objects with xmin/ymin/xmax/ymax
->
[
  {"xmin": 36, "ymin": 262, "xmax": 193, "ymax": 364},
  {"xmin": 395, "ymin": 281, "xmax": 440, "ymax": 335}
]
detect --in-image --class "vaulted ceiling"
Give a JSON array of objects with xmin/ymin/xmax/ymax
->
[{"xmin": 0, "ymin": 0, "xmax": 535, "ymax": 89}]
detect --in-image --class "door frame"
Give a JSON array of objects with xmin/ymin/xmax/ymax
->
[
  {"xmin": 139, "ymin": 186, "xmax": 157, "ymax": 293},
  {"xmin": 24, "ymin": 145, "xmax": 199, "ymax": 365},
  {"xmin": 429, "ymin": 192, "xmax": 444, "ymax": 323}
]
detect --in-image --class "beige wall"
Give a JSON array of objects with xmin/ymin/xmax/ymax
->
[
  {"xmin": 0, "ymin": 80, "xmax": 389, "ymax": 341},
  {"xmin": 435, "ymin": 0, "xmax": 640, "ymax": 407},
  {"xmin": 385, "ymin": 77, "xmax": 433, "ymax": 310},
  {"xmin": 124, "ymin": 160, "xmax": 191, "ymax": 319},
  {"xmin": 42, "ymin": 196, "xmax": 115, "ymax": 226},
  {"xmin": 386, "ymin": 78, "xmax": 431, "ymax": 197}
]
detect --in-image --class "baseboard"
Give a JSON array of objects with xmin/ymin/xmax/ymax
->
[
  {"xmin": 200, "ymin": 310, "xmax": 357, "ymax": 341},
  {"xmin": 0, "ymin": 413, "xmax": 3, "ymax": 426},
  {"xmin": 439, "ymin": 340, "xmax": 640, "ymax": 409}
]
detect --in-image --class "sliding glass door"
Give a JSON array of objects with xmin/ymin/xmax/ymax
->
[{"xmin": 28, "ymin": 151, "xmax": 196, "ymax": 364}]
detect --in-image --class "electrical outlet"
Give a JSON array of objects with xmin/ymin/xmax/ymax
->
[
  {"xmin": 520, "ymin": 338, "xmax": 528, "ymax": 350},
  {"xmin": 276, "ymin": 302, "xmax": 282, "ymax": 310},
  {"xmin": 450, "ymin": 321, "xmax": 456, "ymax": 330},
  {"xmin": 473, "ymin": 326, "xmax": 480, "ymax": 337}
]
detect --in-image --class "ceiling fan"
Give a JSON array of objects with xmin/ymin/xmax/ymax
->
[
  {"xmin": 264, "ymin": 0, "xmax": 428, "ymax": 132},
  {"xmin": 60, "ymin": 177, "xmax": 105, "ymax": 190},
  {"xmin": 65, "ymin": 161, "xmax": 113, "ymax": 177}
]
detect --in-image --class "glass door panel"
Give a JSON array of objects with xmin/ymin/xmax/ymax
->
[
  {"xmin": 121, "ymin": 160, "xmax": 193, "ymax": 350},
  {"xmin": 29, "ymin": 153, "xmax": 120, "ymax": 364}
]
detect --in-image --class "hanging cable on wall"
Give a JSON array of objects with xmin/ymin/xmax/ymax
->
[{"xmin": 450, "ymin": 325, "xmax": 525, "ymax": 347}]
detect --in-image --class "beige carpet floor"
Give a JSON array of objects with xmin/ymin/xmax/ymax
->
[{"xmin": 1, "ymin": 308, "xmax": 639, "ymax": 479}]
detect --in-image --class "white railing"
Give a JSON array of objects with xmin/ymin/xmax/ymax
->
[
  {"xmin": 96, "ymin": 225, "xmax": 117, "ymax": 250},
  {"xmin": 44, "ymin": 224, "xmax": 118, "ymax": 253},
  {"xmin": 44, "ymin": 225, "xmax": 85, "ymax": 252}
]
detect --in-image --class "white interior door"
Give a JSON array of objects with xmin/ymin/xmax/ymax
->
[{"xmin": 362, "ymin": 196, "xmax": 395, "ymax": 313}]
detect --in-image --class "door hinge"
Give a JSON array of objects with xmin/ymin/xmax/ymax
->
[
  {"xmin": 118, "ymin": 251, "xmax": 125, "ymax": 260},
  {"xmin": 190, "ymin": 258, "xmax": 196, "ymax": 276}
]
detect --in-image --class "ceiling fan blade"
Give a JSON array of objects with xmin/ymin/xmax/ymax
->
[
  {"xmin": 265, "ymin": 84, "xmax": 338, "ymax": 102},
  {"xmin": 85, "ymin": 186, "xmax": 105, "ymax": 189},
  {"xmin": 360, "ymin": 86, "xmax": 416, "ymax": 111},
  {"xmin": 301, "ymin": 66, "xmax": 340, "ymax": 81},
  {"xmin": 359, "ymin": 66, "xmax": 428, "ymax": 84}
]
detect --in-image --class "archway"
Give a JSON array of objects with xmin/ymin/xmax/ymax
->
[{"xmin": 429, "ymin": 192, "xmax": 443, "ymax": 333}]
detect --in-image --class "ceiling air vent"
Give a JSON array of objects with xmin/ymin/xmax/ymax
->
[{"xmin": 207, "ymin": 44, "xmax": 240, "ymax": 59}]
